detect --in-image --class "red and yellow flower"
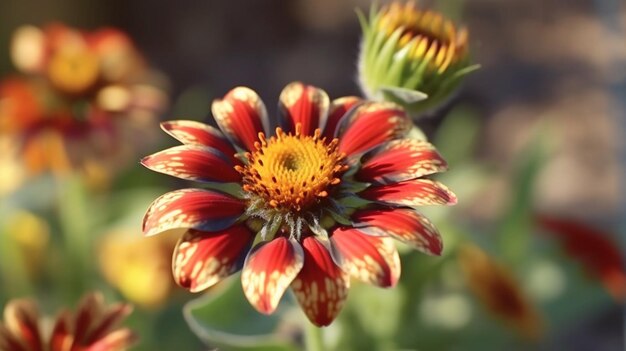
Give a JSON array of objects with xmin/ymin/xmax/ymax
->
[
  {"xmin": 0, "ymin": 24, "xmax": 167, "ymax": 182},
  {"xmin": 537, "ymin": 215, "xmax": 626, "ymax": 302},
  {"xmin": 0, "ymin": 292, "xmax": 136, "ymax": 351},
  {"xmin": 458, "ymin": 244, "xmax": 544, "ymax": 340},
  {"xmin": 142, "ymin": 82, "xmax": 456, "ymax": 326}
]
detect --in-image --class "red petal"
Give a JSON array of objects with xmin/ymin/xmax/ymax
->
[
  {"xmin": 337, "ymin": 102, "xmax": 411, "ymax": 157},
  {"xmin": 143, "ymin": 189, "xmax": 245, "ymax": 236},
  {"xmin": 458, "ymin": 244, "xmax": 544, "ymax": 340},
  {"xmin": 278, "ymin": 82, "xmax": 330, "ymax": 136},
  {"xmin": 49, "ymin": 312, "xmax": 72, "ymax": 351},
  {"xmin": 212, "ymin": 87, "xmax": 268, "ymax": 152},
  {"xmin": 3, "ymin": 300, "xmax": 42, "ymax": 351},
  {"xmin": 141, "ymin": 145, "xmax": 241, "ymax": 183},
  {"xmin": 322, "ymin": 96, "xmax": 361, "ymax": 140},
  {"xmin": 331, "ymin": 228, "xmax": 400, "ymax": 287},
  {"xmin": 357, "ymin": 139, "xmax": 448, "ymax": 184},
  {"xmin": 291, "ymin": 237, "xmax": 349, "ymax": 327},
  {"xmin": 241, "ymin": 238, "xmax": 304, "ymax": 314},
  {"xmin": 160, "ymin": 120, "xmax": 238, "ymax": 162},
  {"xmin": 84, "ymin": 329, "xmax": 137, "ymax": 351},
  {"xmin": 360, "ymin": 179, "xmax": 457, "ymax": 207},
  {"xmin": 174, "ymin": 225, "xmax": 256, "ymax": 292},
  {"xmin": 73, "ymin": 293, "xmax": 103, "ymax": 345},
  {"xmin": 536, "ymin": 215, "xmax": 626, "ymax": 301},
  {"xmin": 350, "ymin": 208, "xmax": 443, "ymax": 255},
  {"xmin": 0, "ymin": 324, "xmax": 28, "ymax": 351},
  {"xmin": 86, "ymin": 303, "xmax": 133, "ymax": 343}
]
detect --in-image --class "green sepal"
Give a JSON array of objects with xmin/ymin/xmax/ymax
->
[{"xmin": 380, "ymin": 86, "xmax": 428, "ymax": 105}]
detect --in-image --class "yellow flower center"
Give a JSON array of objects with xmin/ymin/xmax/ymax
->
[
  {"xmin": 48, "ymin": 47, "xmax": 100, "ymax": 95},
  {"xmin": 237, "ymin": 124, "xmax": 347, "ymax": 212}
]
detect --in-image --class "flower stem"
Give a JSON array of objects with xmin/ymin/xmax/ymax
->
[
  {"xmin": 57, "ymin": 175, "xmax": 93, "ymax": 302},
  {"xmin": 0, "ymin": 214, "xmax": 32, "ymax": 296},
  {"xmin": 304, "ymin": 322, "xmax": 324, "ymax": 351}
]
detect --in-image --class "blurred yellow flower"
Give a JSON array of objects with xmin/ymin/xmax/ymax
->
[
  {"xmin": 458, "ymin": 244, "xmax": 544, "ymax": 340},
  {"xmin": 0, "ymin": 137, "xmax": 24, "ymax": 196},
  {"xmin": 4, "ymin": 210, "xmax": 50, "ymax": 279},
  {"xmin": 99, "ymin": 229, "xmax": 179, "ymax": 309}
]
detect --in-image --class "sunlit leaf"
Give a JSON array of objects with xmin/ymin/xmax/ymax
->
[{"xmin": 183, "ymin": 278, "xmax": 299, "ymax": 351}]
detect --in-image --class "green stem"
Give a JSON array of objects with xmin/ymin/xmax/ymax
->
[
  {"xmin": 304, "ymin": 322, "xmax": 324, "ymax": 351},
  {"xmin": 57, "ymin": 175, "xmax": 93, "ymax": 302},
  {"xmin": 0, "ymin": 215, "xmax": 32, "ymax": 297}
]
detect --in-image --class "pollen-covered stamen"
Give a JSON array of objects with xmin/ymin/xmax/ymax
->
[{"xmin": 236, "ymin": 124, "xmax": 347, "ymax": 212}]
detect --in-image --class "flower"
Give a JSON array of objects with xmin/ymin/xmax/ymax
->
[
  {"xmin": 3, "ymin": 211, "xmax": 50, "ymax": 280},
  {"xmin": 99, "ymin": 229, "xmax": 178, "ymax": 309},
  {"xmin": 536, "ymin": 215, "xmax": 626, "ymax": 302},
  {"xmin": 142, "ymin": 82, "xmax": 456, "ymax": 326},
  {"xmin": 0, "ymin": 292, "xmax": 136, "ymax": 351},
  {"xmin": 357, "ymin": 1, "xmax": 478, "ymax": 114},
  {"xmin": 458, "ymin": 244, "xmax": 544, "ymax": 340},
  {"xmin": 0, "ymin": 24, "xmax": 167, "ymax": 183}
]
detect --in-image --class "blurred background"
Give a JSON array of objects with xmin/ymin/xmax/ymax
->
[{"xmin": 0, "ymin": 0, "xmax": 624, "ymax": 350}]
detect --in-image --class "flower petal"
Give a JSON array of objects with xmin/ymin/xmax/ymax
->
[
  {"xmin": 174, "ymin": 225, "xmax": 256, "ymax": 292},
  {"xmin": 86, "ymin": 303, "xmax": 133, "ymax": 343},
  {"xmin": 84, "ymin": 328, "xmax": 137, "ymax": 351},
  {"xmin": 357, "ymin": 139, "xmax": 448, "ymax": 184},
  {"xmin": 73, "ymin": 293, "xmax": 103, "ymax": 345},
  {"xmin": 141, "ymin": 145, "xmax": 241, "ymax": 183},
  {"xmin": 143, "ymin": 189, "xmax": 245, "ymax": 237},
  {"xmin": 212, "ymin": 87, "xmax": 269, "ymax": 151},
  {"xmin": 241, "ymin": 237, "xmax": 304, "ymax": 314},
  {"xmin": 3, "ymin": 299, "xmax": 42, "ymax": 351},
  {"xmin": 322, "ymin": 96, "xmax": 361, "ymax": 139},
  {"xmin": 0, "ymin": 324, "xmax": 28, "ymax": 351},
  {"xmin": 337, "ymin": 101, "xmax": 412, "ymax": 157},
  {"xmin": 350, "ymin": 208, "xmax": 443, "ymax": 255},
  {"xmin": 278, "ymin": 82, "xmax": 330, "ymax": 136},
  {"xmin": 360, "ymin": 179, "xmax": 457, "ymax": 207},
  {"xmin": 49, "ymin": 312, "xmax": 72, "ymax": 351},
  {"xmin": 537, "ymin": 215, "xmax": 626, "ymax": 301},
  {"xmin": 458, "ymin": 244, "xmax": 544, "ymax": 340},
  {"xmin": 160, "ymin": 120, "xmax": 237, "ymax": 162},
  {"xmin": 291, "ymin": 237, "xmax": 349, "ymax": 327},
  {"xmin": 331, "ymin": 228, "xmax": 400, "ymax": 287}
]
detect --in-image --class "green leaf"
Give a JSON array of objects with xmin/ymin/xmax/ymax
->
[
  {"xmin": 497, "ymin": 129, "xmax": 548, "ymax": 265},
  {"xmin": 184, "ymin": 278, "xmax": 300, "ymax": 351}
]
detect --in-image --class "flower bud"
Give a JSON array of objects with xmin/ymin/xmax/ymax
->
[{"xmin": 358, "ymin": 1, "xmax": 479, "ymax": 114}]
